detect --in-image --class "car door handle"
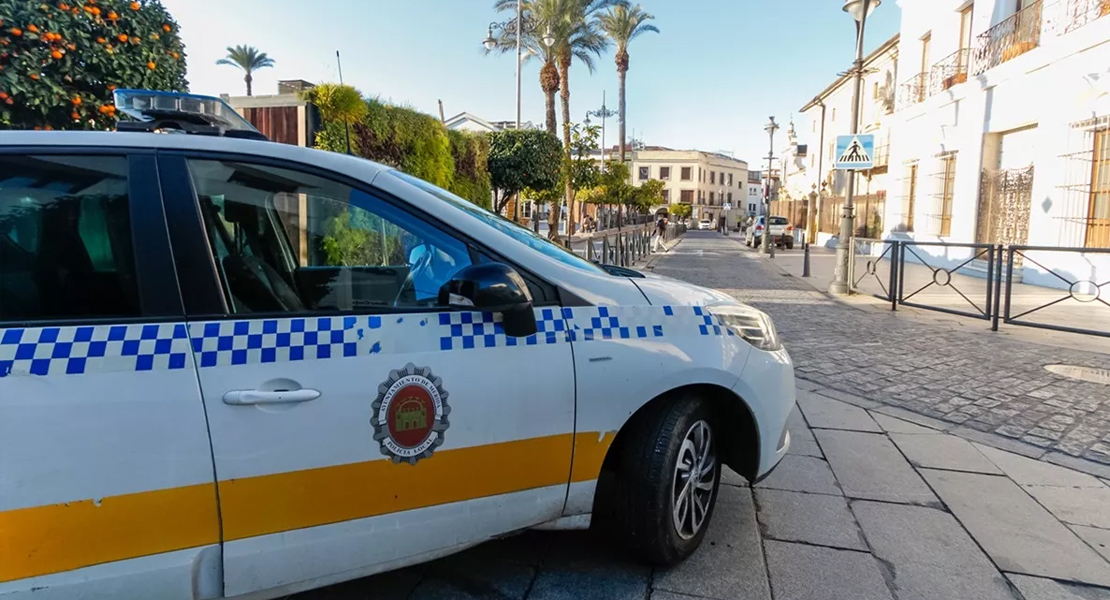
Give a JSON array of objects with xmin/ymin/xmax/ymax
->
[{"xmin": 222, "ymin": 389, "xmax": 321, "ymax": 405}]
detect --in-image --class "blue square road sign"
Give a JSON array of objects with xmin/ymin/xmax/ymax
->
[{"xmin": 835, "ymin": 134, "xmax": 875, "ymax": 170}]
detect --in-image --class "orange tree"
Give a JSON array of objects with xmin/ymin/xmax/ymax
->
[{"xmin": 0, "ymin": 0, "xmax": 187, "ymax": 130}]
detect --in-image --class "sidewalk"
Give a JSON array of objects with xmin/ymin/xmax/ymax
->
[
  {"xmin": 297, "ymin": 386, "xmax": 1110, "ymax": 600},
  {"xmin": 649, "ymin": 232, "xmax": 1110, "ymax": 472}
]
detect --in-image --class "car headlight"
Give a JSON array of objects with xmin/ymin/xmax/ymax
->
[{"xmin": 707, "ymin": 304, "xmax": 782, "ymax": 351}]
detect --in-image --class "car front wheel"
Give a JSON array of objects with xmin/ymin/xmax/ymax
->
[{"xmin": 604, "ymin": 394, "xmax": 721, "ymax": 566}]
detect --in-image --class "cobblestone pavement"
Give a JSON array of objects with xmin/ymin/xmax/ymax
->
[
  {"xmin": 300, "ymin": 390, "xmax": 1110, "ymax": 600},
  {"xmin": 650, "ymin": 232, "xmax": 1110, "ymax": 471}
]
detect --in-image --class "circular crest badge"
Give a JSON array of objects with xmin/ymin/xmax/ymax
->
[{"xmin": 372, "ymin": 363, "xmax": 450, "ymax": 465}]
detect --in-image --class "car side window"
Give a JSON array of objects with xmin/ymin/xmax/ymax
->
[
  {"xmin": 185, "ymin": 159, "xmax": 472, "ymax": 314},
  {"xmin": 0, "ymin": 155, "xmax": 139, "ymax": 323}
]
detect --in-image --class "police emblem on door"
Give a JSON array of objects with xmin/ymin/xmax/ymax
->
[{"xmin": 372, "ymin": 363, "xmax": 451, "ymax": 464}]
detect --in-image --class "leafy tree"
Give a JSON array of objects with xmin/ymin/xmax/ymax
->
[
  {"xmin": 634, "ymin": 178, "xmax": 665, "ymax": 209},
  {"xmin": 499, "ymin": 0, "xmax": 616, "ymax": 235},
  {"xmin": 0, "ymin": 0, "xmax": 187, "ymax": 130},
  {"xmin": 487, "ymin": 128, "xmax": 562, "ymax": 215},
  {"xmin": 669, "ymin": 202, "xmax": 692, "ymax": 220},
  {"xmin": 301, "ymin": 82, "xmax": 366, "ymax": 124},
  {"xmin": 598, "ymin": 3, "xmax": 657, "ymax": 163},
  {"xmin": 216, "ymin": 44, "xmax": 273, "ymax": 96},
  {"xmin": 569, "ymin": 121, "xmax": 601, "ymax": 191}
]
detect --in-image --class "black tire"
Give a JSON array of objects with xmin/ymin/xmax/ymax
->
[
  {"xmin": 786, "ymin": 242, "xmax": 795, "ymax": 250},
  {"xmin": 603, "ymin": 394, "xmax": 721, "ymax": 566}
]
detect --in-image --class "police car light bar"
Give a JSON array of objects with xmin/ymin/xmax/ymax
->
[{"xmin": 112, "ymin": 89, "xmax": 268, "ymax": 141}]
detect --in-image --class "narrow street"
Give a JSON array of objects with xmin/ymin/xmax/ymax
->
[{"xmin": 301, "ymin": 232, "xmax": 1110, "ymax": 600}]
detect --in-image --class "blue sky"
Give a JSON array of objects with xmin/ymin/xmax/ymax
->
[{"xmin": 161, "ymin": 0, "xmax": 900, "ymax": 167}]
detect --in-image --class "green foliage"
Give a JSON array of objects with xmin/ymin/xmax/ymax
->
[
  {"xmin": 305, "ymin": 85, "xmax": 492, "ymax": 210},
  {"xmin": 215, "ymin": 44, "xmax": 273, "ymax": 73},
  {"xmin": 321, "ymin": 208, "xmax": 404, "ymax": 267},
  {"xmin": 447, "ymin": 128, "xmax": 493, "ymax": 209},
  {"xmin": 569, "ymin": 122, "xmax": 601, "ymax": 192},
  {"xmin": 669, "ymin": 202, "xmax": 692, "ymax": 219},
  {"xmin": 635, "ymin": 179, "xmax": 665, "ymax": 209},
  {"xmin": 0, "ymin": 0, "xmax": 188, "ymax": 130},
  {"xmin": 487, "ymin": 128, "xmax": 562, "ymax": 213},
  {"xmin": 301, "ymin": 82, "xmax": 367, "ymax": 124}
]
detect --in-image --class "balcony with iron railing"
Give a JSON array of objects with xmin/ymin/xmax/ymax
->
[
  {"xmin": 1045, "ymin": 0, "xmax": 1110, "ymax": 34},
  {"xmin": 929, "ymin": 48, "xmax": 971, "ymax": 96},
  {"xmin": 897, "ymin": 73, "xmax": 929, "ymax": 110},
  {"xmin": 973, "ymin": 0, "xmax": 1044, "ymax": 75}
]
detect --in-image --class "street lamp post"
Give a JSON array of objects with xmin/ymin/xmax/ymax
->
[
  {"xmin": 830, "ymin": 0, "xmax": 880, "ymax": 295},
  {"xmin": 763, "ymin": 117, "xmax": 779, "ymax": 257},
  {"xmin": 586, "ymin": 93, "xmax": 618, "ymax": 228},
  {"xmin": 484, "ymin": 7, "xmax": 554, "ymax": 226}
]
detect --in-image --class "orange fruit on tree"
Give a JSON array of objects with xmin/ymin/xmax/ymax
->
[
  {"xmin": 51, "ymin": 50, "xmax": 63, "ymax": 59},
  {"xmin": 29, "ymin": 73, "xmax": 39, "ymax": 79},
  {"xmin": 59, "ymin": 3, "xmax": 68, "ymax": 9},
  {"xmin": 27, "ymin": 24, "xmax": 38, "ymax": 33},
  {"xmin": 130, "ymin": 1, "xmax": 140, "ymax": 9},
  {"xmin": 91, "ymin": 6, "xmax": 100, "ymax": 15},
  {"xmin": 4, "ymin": 98, "xmax": 13, "ymax": 105},
  {"xmin": 147, "ymin": 61, "xmax": 155, "ymax": 69},
  {"xmin": 67, "ymin": 43, "xmax": 75, "ymax": 50},
  {"xmin": 10, "ymin": 27, "xmax": 22, "ymax": 36},
  {"xmin": 172, "ymin": 51, "xmax": 179, "ymax": 59},
  {"xmin": 130, "ymin": 36, "xmax": 139, "ymax": 43},
  {"xmin": 162, "ymin": 24, "xmax": 170, "ymax": 32},
  {"xmin": 71, "ymin": 96, "xmax": 80, "ymax": 104},
  {"xmin": 107, "ymin": 11, "xmax": 117, "ymax": 19},
  {"xmin": 96, "ymin": 36, "xmax": 106, "ymax": 43},
  {"xmin": 71, "ymin": 111, "xmax": 80, "ymax": 119},
  {"xmin": 0, "ymin": 92, "xmax": 7, "ymax": 99},
  {"xmin": 117, "ymin": 33, "xmax": 127, "ymax": 42}
]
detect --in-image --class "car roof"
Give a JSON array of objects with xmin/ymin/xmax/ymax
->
[{"xmin": 0, "ymin": 130, "xmax": 391, "ymax": 180}]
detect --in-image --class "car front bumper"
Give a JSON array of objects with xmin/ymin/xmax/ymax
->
[{"xmin": 732, "ymin": 347, "xmax": 796, "ymax": 479}]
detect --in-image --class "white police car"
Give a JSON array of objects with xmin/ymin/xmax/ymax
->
[{"xmin": 0, "ymin": 91, "xmax": 794, "ymax": 599}]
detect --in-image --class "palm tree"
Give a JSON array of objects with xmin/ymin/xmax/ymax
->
[
  {"xmin": 487, "ymin": 3, "xmax": 560, "ymax": 135},
  {"xmin": 598, "ymin": 4, "xmax": 658, "ymax": 164},
  {"xmin": 216, "ymin": 45, "xmax": 275, "ymax": 96}
]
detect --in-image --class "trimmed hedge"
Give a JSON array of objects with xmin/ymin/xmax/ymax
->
[{"xmin": 312, "ymin": 95, "xmax": 490, "ymax": 209}]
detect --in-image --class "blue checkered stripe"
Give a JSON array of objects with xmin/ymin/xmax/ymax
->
[
  {"xmin": 188, "ymin": 315, "xmax": 385, "ymax": 368},
  {"xmin": 692, "ymin": 306, "xmax": 735, "ymax": 337},
  {"xmin": 0, "ymin": 323, "xmax": 191, "ymax": 378},
  {"xmin": 438, "ymin": 308, "xmax": 568, "ymax": 350},
  {"xmin": 571, "ymin": 306, "xmax": 666, "ymax": 342}
]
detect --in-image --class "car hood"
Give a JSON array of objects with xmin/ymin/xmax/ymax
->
[{"xmin": 632, "ymin": 272, "xmax": 739, "ymax": 307}]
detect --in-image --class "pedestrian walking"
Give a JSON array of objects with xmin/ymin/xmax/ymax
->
[{"xmin": 653, "ymin": 215, "xmax": 668, "ymax": 252}]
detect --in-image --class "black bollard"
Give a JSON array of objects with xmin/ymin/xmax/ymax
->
[{"xmin": 803, "ymin": 243, "xmax": 811, "ymax": 277}]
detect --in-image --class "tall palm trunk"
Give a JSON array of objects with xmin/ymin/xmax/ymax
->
[
  {"xmin": 540, "ymin": 59, "xmax": 560, "ymax": 136},
  {"xmin": 616, "ymin": 49, "xmax": 628, "ymax": 163},
  {"xmin": 559, "ymin": 57, "xmax": 575, "ymax": 236},
  {"xmin": 245, "ymin": 72, "xmax": 253, "ymax": 96}
]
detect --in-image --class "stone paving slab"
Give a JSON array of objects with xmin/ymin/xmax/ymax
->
[
  {"xmin": 796, "ymin": 391, "xmax": 882, "ymax": 432},
  {"xmin": 976, "ymin": 443, "xmax": 1103, "ymax": 488},
  {"xmin": 1023, "ymin": 485, "xmax": 1110, "ymax": 529},
  {"xmin": 1007, "ymin": 574, "xmax": 1110, "ymax": 600},
  {"xmin": 889, "ymin": 432, "xmax": 1003, "ymax": 474},
  {"xmin": 754, "ymin": 488, "xmax": 867, "ymax": 551},
  {"xmin": 763, "ymin": 540, "xmax": 893, "ymax": 600},
  {"xmin": 1072, "ymin": 526, "xmax": 1110, "ymax": 563},
  {"xmin": 921, "ymin": 468, "xmax": 1110, "ymax": 587},
  {"xmin": 851, "ymin": 500, "xmax": 1018, "ymax": 600},
  {"xmin": 815, "ymin": 429, "xmax": 938, "ymax": 505},
  {"xmin": 752, "ymin": 454, "xmax": 842, "ymax": 496},
  {"xmin": 871, "ymin": 412, "xmax": 940, "ymax": 435},
  {"xmin": 653, "ymin": 486, "xmax": 771, "ymax": 600},
  {"xmin": 785, "ymin": 406, "xmax": 824, "ymax": 458},
  {"xmin": 411, "ymin": 556, "xmax": 535, "ymax": 600}
]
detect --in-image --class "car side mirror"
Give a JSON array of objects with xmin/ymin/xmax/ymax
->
[{"xmin": 438, "ymin": 263, "xmax": 538, "ymax": 337}]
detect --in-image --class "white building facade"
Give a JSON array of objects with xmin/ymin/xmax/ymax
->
[
  {"xmin": 621, "ymin": 148, "xmax": 749, "ymax": 224},
  {"xmin": 800, "ymin": 35, "xmax": 901, "ymax": 245},
  {"xmin": 888, "ymin": 0, "xmax": 1110, "ymax": 289}
]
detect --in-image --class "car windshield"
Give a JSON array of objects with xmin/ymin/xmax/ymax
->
[
  {"xmin": 769, "ymin": 217, "xmax": 789, "ymax": 225},
  {"xmin": 387, "ymin": 170, "xmax": 606, "ymax": 275}
]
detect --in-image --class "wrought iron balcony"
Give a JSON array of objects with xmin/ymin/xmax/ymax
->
[
  {"xmin": 929, "ymin": 48, "xmax": 971, "ymax": 96},
  {"xmin": 973, "ymin": 1, "xmax": 1043, "ymax": 75},
  {"xmin": 1046, "ymin": 0, "xmax": 1110, "ymax": 35},
  {"xmin": 897, "ymin": 73, "xmax": 928, "ymax": 110}
]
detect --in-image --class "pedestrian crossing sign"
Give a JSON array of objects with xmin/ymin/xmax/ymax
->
[{"xmin": 835, "ymin": 134, "xmax": 875, "ymax": 170}]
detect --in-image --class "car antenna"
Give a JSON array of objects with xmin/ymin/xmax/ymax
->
[{"xmin": 336, "ymin": 50, "xmax": 352, "ymax": 156}]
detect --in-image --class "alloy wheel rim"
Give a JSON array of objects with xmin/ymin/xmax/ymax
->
[{"xmin": 671, "ymin": 419, "xmax": 716, "ymax": 540}]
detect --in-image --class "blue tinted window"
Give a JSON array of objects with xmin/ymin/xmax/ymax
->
[{"xmin": 389, "ymin": 171, "xmax": 605, "ymax": 275}]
